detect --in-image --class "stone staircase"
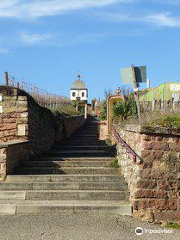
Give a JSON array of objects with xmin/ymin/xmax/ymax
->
[{"xmin": 0, "ymin": 116, "xmax": 131, "ymax": 215}]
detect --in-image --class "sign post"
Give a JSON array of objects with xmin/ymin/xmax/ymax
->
[
  {"xmin": 121, "ymin": 64, "xmax": 147, "ymax": 122},
  {"xmin": 131, "ymin": 65, "xmax": 141, "ymax": 121}
]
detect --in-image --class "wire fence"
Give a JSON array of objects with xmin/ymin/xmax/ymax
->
[
  {"xmin": 138, "ymin": 83, "xmax": 180, "ymax": 112},
  {"xmin": 1, "ymin": 72, "xmax": 72, "ymax": 109},
  {"xmin": 139, "ymin": 100, "xmax": 180, "ymax": 112}
]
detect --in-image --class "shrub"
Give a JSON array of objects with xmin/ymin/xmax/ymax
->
[
  {"xmin": 99, "ymin": 100, "xmax": 107, "ymax": 120},
  {"xmin": 113, "ymin": 96, "xmax": 137, "ymax": 121}
]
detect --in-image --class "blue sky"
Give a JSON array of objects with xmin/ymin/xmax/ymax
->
[{"xmin": 0, "ymin": 0, "xmax": 180, "ymax": 101}]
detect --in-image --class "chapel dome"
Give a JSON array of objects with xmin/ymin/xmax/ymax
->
[{"xmin": 71, "ymin": 75, "xmax": 86, "ymax": 90}]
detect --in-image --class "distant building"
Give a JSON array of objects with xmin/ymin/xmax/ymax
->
[{"xmin": 70, "ymin": 75, "xmax": 88, "ymax": 102}]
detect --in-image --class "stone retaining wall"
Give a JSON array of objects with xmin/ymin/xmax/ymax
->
[
  {"xmin": 0, "ymin": 87, "xmax": 29, "ymax": 143},
  {"xmin": 113, "ymin": 124, "xmax": 180, "ymax": 223},
  {"xmin": 0, "ymin": 86, "xmax": 85, "ymax": 179},
  {"xmin": 0, "ymin": 86, "xmax": 84, "ymax": 156},
  {"xmin": 99, "ymin": 121, "xmax": 108, "ymax": 140},
  {"xmin": 0, "ymin": 140, "xmax": 29, "ymax": 180}
]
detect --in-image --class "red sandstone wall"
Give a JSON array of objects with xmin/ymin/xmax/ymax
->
[
  {"xmin": 113, "ymin": 124, "xmax": 180, "ymax": 223},
  {"xmin": 99, "ymin": 121, "xmax": 108, "ymax": 140},
  {"xmin": 0, "ymin": 86, "xmax": 85, "ymax": 156},
  {"xmin": 0, "ymin": 87, "xmax": 28, "ymax": 143},
  {"xmin": 0, "ymin": 140, "xmax": 30, "ymax": 180}
]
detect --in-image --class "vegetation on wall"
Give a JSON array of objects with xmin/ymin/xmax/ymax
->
[
  {"xmin": 144, "ymin": 113, "xmax": 180, "ymax": 128},
  {"xmin": 51, "ymin": 104, "xmax": 81, "ymax": 117}
]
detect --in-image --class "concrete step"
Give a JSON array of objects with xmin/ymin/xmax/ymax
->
[
  {"xmin": 51, "ymin": 150, "xmax": 110, "ymax": 153},
  {"xmin": 32, "ymin": 157, "xmax": 114, "ymax": 162},
  {"xmin": 69, "ymin": 137, "xmax": 99, "ymax": 140},
  {"xmin": 0, "ymin": 182, "xmax": 126, "ymax": 191},
  {"xmin": 15, "ymin": 167, "xmax": 118, "ymax": 175},
  {"xmin": 75, "ymin": 130, "xmax": 99, "ymax": 133},
  {"xmin": 47, "ymin": 153, "xmax": 113, "ymax": 158},
  {"xmin": 22, "ymin": 160, "xmax": 113, "ymax": 167},
  {"xmin": 65, "ymin": 141, "xmax": 106, "ymax": 146},
  {"xmin": 71, "ymin": 135, "xmax": 99, "ymax": 138},
  {"xmin": 54, "ymin": 146, "xmax": 110, "ymax": 151},
  {"xmin": 48, "ymin": 150, "xmax": 112, "ymax": 156},
  {"xmin": 74, "ymin": 133, "xmax": 99, "ymax": 136},
  {"xmin": 0, "ymin": 200, "xmax": 131, "ymax": 215},
  {"xmin": 6, "ymin": 175, "xmax": 122, "ymax": 183},
  {"xmin": 0, "ymin": 190, "xmax": 126, "ymax": 201},
  {"xmin": 75, "ymin": 130, "xmax": 98, "ymax": 133},
  {"xmin": 68, "ymin": 139, "xmax": 100, "ymax": 143}
]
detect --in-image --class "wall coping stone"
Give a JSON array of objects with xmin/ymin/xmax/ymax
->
[
  {"xmin": 118, "ymin": 124, "xmax": 180, "ymax": 136},
  {"xmin": 98, "ymin": 121, "xmax": 107, "ymax": 125},
  {"xmin": 0, "ymin": 140, "xmax": 29, "ymax": 148}
]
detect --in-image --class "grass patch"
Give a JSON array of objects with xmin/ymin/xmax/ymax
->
[
  {"xmin": 51, "ymin": 105, "xmax": 81, "ymax": 117},
  {"xmin": 110, "ymin": 159, "xmax": 119, "ymax": 169},
  {"xmin": 105, "ymin": 138, "xmax": 113, "ymax": 146},
  {"xmin": 123, "ymin": 111, "xmax": 180, "ymax": 129},
  {"xmin": 148, "ymin": 115, "xmax": 180, "ymax": 128},
  {"xmin": 166, "ymin": 222, "xmax": 180, "ymax": 229}
]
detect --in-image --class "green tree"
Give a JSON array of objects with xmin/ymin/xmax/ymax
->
[{"xmin": 99, "ymin": 89, "xmax": 113, "ymax": 120}]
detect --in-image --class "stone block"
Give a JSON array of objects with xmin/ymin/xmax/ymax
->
[
  {"xmin": 18, "ymin": 96, "xmax": 27, "ymax": 101},
  {"xmin": 143, "ymin": 142, "xmax": 153, "ymax": 150},
  {"xmin": 141, "ymin": 134, "xmax": 152, "ymax": 141},
  {"xmin": 0, "ymin": 163, "xmax": 6, "ymax": 172},
  {"xmin": 156, "ymin": 136, "xmax": 163, "ymax": 141},
  {"xmin": 133, "ymin": 209, "xmax": 154, "ymax": 222},
  {"xmin": 153, "ymin": 142, "xmax": 170, "ymax": 151},
  {"xmin": 135, "ymin": 189, "xmax": 156, "ymax": 198},
  {"xmin": 154, "ymin": 211, "xmax": 180, "ymax": 223},
  {"xmin": 20, "ymin": 112, "xmax": 28, "ymax": 118},
  {"xmin": 17, "ymin": 101, "xmax": 28, "ymax": 107},
  {"xmin": 138, "ymin": 199, "xmax": 156, "ymax": 209},
  {"xmin": 141, "ymin": 150, "xmax": 151, "ymax": 158},
  {"xmin": 168, "ymin": 199, "xmax": 177, "ymax": 210},
  {"xmin": 167, "ymin": 191, "xmax": 178, "ymax": 199},
  {"xmin": 156, "ymin": 199, "xmax": 167, "ymax": 210},
  {"xmin": 139, "ymin": 168, "xmax": 152, "ymax": 178},
  {"xmin": 3, "ymin": 118, "xmax": 17, "ymax": 123},
  {"xmin": 136, "ymin": 180, "xmax": 157, "ymax": 189},
  {"xmin": 157, "ymin": 181, "xmax": 178, "ymax": 191},
  {"xmin": 18, "ymin": 125, "xmax": 26, "ymax": 136}
]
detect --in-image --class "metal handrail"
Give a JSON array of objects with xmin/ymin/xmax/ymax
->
[{"xmin": 113, "ymin": 126, "xmax": 141, "ymax": 164}]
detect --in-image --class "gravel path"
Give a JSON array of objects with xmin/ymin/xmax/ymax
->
[{"xmin": 0, "ymin": 213, "xmax": 179, "ymax": 240}]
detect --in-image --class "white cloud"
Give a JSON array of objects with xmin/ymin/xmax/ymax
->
[
  {"xmin": 97, "ymin": 11, "xmax": 180, "ymax": 28},
  {"xmin": 0, "ymin": 0, "xmax": 179, "ymax": 29},
  {"xmin": 0, "ymin": 0, "xmax": 129, "ymax": 18},
  {"xmin": 146, "ymin": 13, "xmax": 180, "ymax": 27},
  {"xmin": 20, "ymin": 32, "xmax": 52, "ymax": 45}
]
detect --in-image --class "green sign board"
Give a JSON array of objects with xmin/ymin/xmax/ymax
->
[{"xmin": 121, "ymin": 66, "xmax": 147, "ymax": 85}]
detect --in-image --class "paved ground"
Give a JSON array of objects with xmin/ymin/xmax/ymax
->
[{"xmin": 0, "ymin": 213, "xmax": 179, "ymax": 240}]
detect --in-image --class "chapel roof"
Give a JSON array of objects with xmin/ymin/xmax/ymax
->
[{"xmin": 71, "ymin": 75, "xmax": 87, "ymax": 90}]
